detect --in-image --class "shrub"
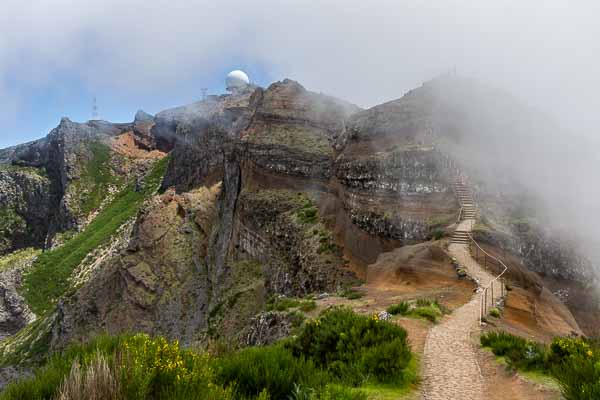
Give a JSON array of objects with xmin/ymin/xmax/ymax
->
[
  {"xmin": 289, "ymin": 307, "xmax": 411, "ymax": 384},
  {"xmin": 340, "ymin": 289, "xmax": 363, "ymax": 300},
  {"xmin": 480, "ymin": 331, "xmax": 547, "ymax": 371},
  {"xmin": 118, "ymin": 334, "xmax": 230, "ymax": 400},
  {"xmin": 287, "ymin": 311, "xmax": 307, "ymax": 328},
  {"xmin": 215, "ymin": 345, "xmax": 327, "ymax": 399},
  {"xmin": 345, "ymin": 291, "xmax": 363, "ymax": 300},
  {"xmin": 267, "ymin": 297, "xmax": 302, "ymax": 311},
  {"xmin": 300, "ymin": 300, "xmax": 317, "ymax": 312},
  {"xmin": 387, "ymin": 302, "xmax": 410, "ymax": 316},
  {"xmin": 489, "ymin": 308, "xmax": 501, "ymax": 318},
  {"xmin": 431, "ymin": 228, "xmax": 445, "ymax": 240},
  {"xmin": 0, "ymin": 335, "xmax": 125, "ymax": 400},
  {"xmin": 410, "ymin": 306, "xmax": 442, "ymax": 322},
  {"xmin": 297, "ymin": 205, "xmax": 318, "ymax": 224},
  {"xmin": 552, "ymin": 351, "xmax": 600, "ymax": 400},
  {"xmin": 56, "ymin": 352, "xmax": 120, "ymax": 400},
  {"xmin": 416, "ymin": 298, "xmax": 439, "ymax": 308},
  {"xmin": 0, "ymin": 333, "xmax": 232, "ymax": 400},
  {"xmin": 481, "ymin": 332, "xmax": 600, "ymax": 400}
]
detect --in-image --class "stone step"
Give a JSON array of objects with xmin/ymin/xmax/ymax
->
[{"xmin": 451, "ymin": 239, "xmax": 471, "ymax": 244}]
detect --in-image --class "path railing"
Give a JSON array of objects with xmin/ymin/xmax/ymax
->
[
  {"xmin": 465, "ymin": 225, "xmax": 508, "ymax": 324},
  {"xmin": 439, "ymin": 146, "xmax": 510, "ymax": 323}
]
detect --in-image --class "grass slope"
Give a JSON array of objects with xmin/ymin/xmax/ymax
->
[{"xmin": 21, "ymin": 156, "xmax": 169, "ymax": 316}]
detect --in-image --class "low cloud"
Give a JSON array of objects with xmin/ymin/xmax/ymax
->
[{"xmin": 1, "ymin": 1, "xmax": 599, "ymax": 143}]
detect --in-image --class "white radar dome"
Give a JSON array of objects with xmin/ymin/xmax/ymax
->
[{"xmin": 226, "ymin": 70, "xmax": 250, "ymax": 91}]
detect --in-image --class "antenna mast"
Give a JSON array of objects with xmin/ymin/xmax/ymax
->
[
  {"xmin": 92, "ymin": 97, "xmax": 99, "ymax": 120},
  {"xmin": 201, "ymin": 88, "xmax": 208, "ymax": 101}
]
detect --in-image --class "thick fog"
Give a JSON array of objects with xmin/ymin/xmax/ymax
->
[
  {"xmin": 1, "ymin": 1, "xmax": 599, "ymax": 137},
  {"xmin": 2, "ymin": 1, "xmax": 599, "ymax": 265}
]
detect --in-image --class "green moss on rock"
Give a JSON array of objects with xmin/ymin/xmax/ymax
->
[
  {"xmin": 21, "ymin": 156, "xmax": 169, "ymax": 316},
  {"xmin": 245, "ymin": 123, "xmax": 332, "ymax": 155}
]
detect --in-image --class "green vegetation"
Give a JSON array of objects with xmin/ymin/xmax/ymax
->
[
  {"xmin": 21, "ymin": 156, "xmax": 169, "ymax": 315},
  {"xmin": 480, "ymin": 331, "xmax": 547, "ymax": 371},
  {"xmin": 0, "ymin": 208, "xmax": 26, "ymax": 242},
  {"xmin": 386, "ymin": 299, "xmax": 443, "ymax": 322},
  {"xmin": 72, "ymin": 141, "xmax": 118, "ymax": 216},
  {"xmin": 267, "ymin": 296, "xmax": 317, "ymax": 313},
  {"xmin": 245, "ymin": 124, "xmax": 332, "ymax": 156},
  {"xmin": 297, "ymin": 202, "xmax": 319, "ymax": 224},
  {"xmin": 425, "ymin": 215, "xmax": 455, "ymax": 228},
  {"xmin": 0, "ymin": 315, "xmax": 53, "ymax": 366},
  {"xmin": 430, "ymin": 228, "xmax": 445, "ymax": 240},
  {"xmin": 0, "ymin": 334, "xmax": 231, "ymax": 400},
  {"xmin": 2, "ymin": 308, "xmax": 414, "ymax": 399},
  {"xmin": 386, "ymin": 302, "xmax": 410, "ymax": 316},
  {"xmin": 481, "ymin": 331, "xmax": 600, "ymax": 400},
  {"xmin": 489, "ymin": 307, "xmax": 501, "ymax": 318},
  {"xmin": 216, "ymin": 345, "xmax": 327, "ymax": 399},
  {"xmin": 0, "ymin": 247, "xmax": 40, "ymax": 272},
  {"xmin": 340, "ymin": 288, "xmax": 364, "ymax": 300},
  {"xmin": 289, "ymin": 307, "xmax": 413, "ymax": 385}
]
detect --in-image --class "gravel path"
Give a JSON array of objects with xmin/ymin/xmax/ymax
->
[{"xmin": 421, "ymin": 218, "xmax": 498, "ymax": 400}]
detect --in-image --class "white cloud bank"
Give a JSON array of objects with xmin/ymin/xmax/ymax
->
[{"xmin": 1, "ymin": 1, "xmax": 599, "ymax": 128}]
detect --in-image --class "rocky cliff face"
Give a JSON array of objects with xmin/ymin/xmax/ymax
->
[
  {"xmin": 0, "ymin": 167, "xmax": 51, "ymax": 254},
  {"xmin": 0, "ymin": 75, "xmax": 595, "ymax": 361},
  {"xmin": 0, "ymin": 116, "xmax": 162, "ymax": 254},
  {"xmin": 51, "ymin": 186, "xmax": 219, "ymax": 347}
]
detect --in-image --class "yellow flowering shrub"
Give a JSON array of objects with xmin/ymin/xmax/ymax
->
[{"xmin": 119, "ymin": 334, "xmax": 231, "ymax": 400}]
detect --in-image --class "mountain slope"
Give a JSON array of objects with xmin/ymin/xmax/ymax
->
[{"xmin": 0, "ymin": 76, "xmax": 594, "ymax": 394}]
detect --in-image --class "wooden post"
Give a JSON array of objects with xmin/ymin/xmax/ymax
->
[{"xmin": 484, "ymin": 289, "xmax": 487, "ymax": 314}]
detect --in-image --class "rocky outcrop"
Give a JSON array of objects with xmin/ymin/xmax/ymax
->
[
  {"xmin": 473, "ymin": 225, "xmax": 594, "ymax": 284},
  {"xmin": 0, "ymin": 253, "xmax": 37, "ymax": 339},
  {"xmin": 236, "ymin": 189, "xmax": 357, "ymax": 296},
  {"xmin": 51, "ymin": 186, "xmax": 220, "ymax": 348},
  {"xmin": 0, "ymin": 117, "xmax": 154, "ymax": 253},
  {"xmin": 3, "ymin": 74, "xmax": 594, "ymax": 355},
  {"xmin": 0, "ymin": 167, "xmax": 51, "ymax": 254}
]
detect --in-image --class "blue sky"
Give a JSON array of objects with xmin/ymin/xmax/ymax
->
[
  {"xmin": 1, "ymin": 1, "xmax": 599, "ymax": 149},
  {"xmin": 0, "ymin": 61, "xmax": 274, "ymax": 148}
]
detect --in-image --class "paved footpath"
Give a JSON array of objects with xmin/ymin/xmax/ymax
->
[{"xmin": 421, "ymin": 219, "xmax": 499, "ymax": 400}]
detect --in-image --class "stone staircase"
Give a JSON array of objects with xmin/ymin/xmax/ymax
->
[{"xmin": 451, "ymin": 178, "xmax": 477, "ymax": 244}]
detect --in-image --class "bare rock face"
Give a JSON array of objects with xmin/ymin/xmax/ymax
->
[
  {"xmin": 236, "ymin": 189, "xmax": 357, "ymax": 296},
  {"xmin": 0, "ymin": 167, "xmax": 51, "ymax": 254},
  {"xmin": 2, "ymin": 75, "xmax": 593, "ymax": 354},
  {"xmin": 0, "ymin": 117, "xmax": 134, "ymax": 254},
  {"xmin": 0, "ymin": 255, "xmax": 37, "ymax": 339},
  {"xmin": 51, "ymin": 186, "xmax": 220, "ymax": 347}
]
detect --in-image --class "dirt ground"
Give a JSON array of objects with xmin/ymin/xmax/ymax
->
[
  {"xmin": 111, "ymin": 132, "xmax": 166, "ymax": 159},
  {"xmin": 313, "ymin": 239, "xmax": 564, "ymax": 399},
  {"xmin": 476, "ymin": 340, "xmax": 561, "ymax": 400}
]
